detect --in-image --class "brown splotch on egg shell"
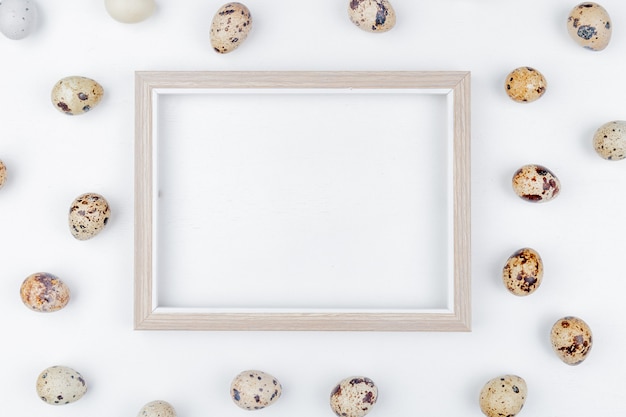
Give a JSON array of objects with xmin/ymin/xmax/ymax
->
[
  {"xmin": 512, "ymin": 164, "xmax": 560, "ymax": 203},
  {"xmin": 0, "ymin": 159, "xmax": 6, "ymax": 189},
  {"xmin": 20, "ymin": 272, "xmax": 70, "ymax": 312},
  {"xmin": 348, "ymin": 0, "xmax": 396, "ymax": 33},
  {"xmin": 502, "ymin": 248, "xmax": 543, "ymax": 296},
  {"xmin": 36, "ymin": 365, "xmax": 87, "ymax": 405},
  {"xmin": 137, "ymin": 400, "xmax": 177, "ymax": 417},
  {"xmin": 230, "ymin": 370, "xmax": 282, "ymax": 410},
  {"xmin": 51, "ymin": 76, "xmax": 104, "ymax": 115},
  {"xmin": 505, "ymin": 67, "xmax": 547, "ymax": 103},
  {"xmin": 567, "ymin": 2, "xmax": 611, "ymax": 51},
  {"xmin": 68, "ymin": 193, "xmax": 111, "ymax": 240},
  {"xmin": 550, "ymin": 316, "xmax": 593, "ymax": 365},
  {"xmin": 592, "ymin": 120, "xmax": 626, "ymax": 161},
  {"xmin": 210, "ymin": 2, "xmax": 252, "ymax": 54},
  {"xmin": 479, "ymin": 375, "xmax": 527, "ymax": 417},
  {"xmin": 330, "ymin": 376, "xmax": 377, "ymax": 417}
]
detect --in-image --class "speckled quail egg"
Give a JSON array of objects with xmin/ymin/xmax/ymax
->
[
  {"xmin": 51, "ymin": 76, "xmax": 104, "ymax": 115},
  {"xmin": 512, "ymin": 164, "xmax": 560, "ymax": 203},
  {"xmin": 0, "ymin": 159, "xmax": 6, "ymax": 189},
  {"xmin": 20, "ymin": 272, "xmax": 70, "ymax": 312},
  {"xmin": 505, "ymin": 67, "xmax": 547, "ymax": 103},
  {"xmin": 479, "ymin": 375, "xmax": 527, "ymax": 417},
  {"xmin": 330, "ymin": 376, "xmax": 377, "ymax": 417},
  {"xmin": 105, "ymin": 0, "xmax": 155, "ymax": 23},
  {"xmin": 567, "ymin": 2, "xmax": 611, "ymax": 51},
  {"xmin": 502, "ymin": 248, "xmax": 543, "ymax": 296},
  {"xmin": 68, "ymin": 193, "xmax": 111, "ymax": 240},
  {"xmin": 36, "ymin": 365, "xmax": 87, "ymax": 405},
  {"xmin": 0, "ymin": 0, "xmax": 37, "ymax": 40},
  {"xmin": 210, "ymin": 3, "xmax": 252, "ymax": 54},
  {"xmin": 137, "ymin": 400, "xmax": 177, "ymax": 417},
  {"xmin": 592, "ymin": 120, "xmax": 626, "ymax": 160},
  {"xmin": 230, "ymin": 370, "xmax": 282, "ymax": 410},
  {"xmin": 550, "ymin": 316, "xmax": 593, "ymax": 365},
  {"xmin": 348, "ymin": 0, "xmax": 396, "ymax": 33}
]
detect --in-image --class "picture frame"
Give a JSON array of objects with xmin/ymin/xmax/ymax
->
[{"xmin": 134, "ymin": 71, "xmax": 471, "ymax": 331}]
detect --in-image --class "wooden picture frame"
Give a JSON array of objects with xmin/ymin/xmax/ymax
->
[{"xmin": 134, "ymin": 71, "xmax": 471, "ymax": 331}]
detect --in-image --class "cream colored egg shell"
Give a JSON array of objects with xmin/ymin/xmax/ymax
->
[
  {"xmin": 137, "ymin": 400, "xmax": 177, "ymax": 417},
  {"xmin": 105, "ymin": 0, "xmax": 156, "ymax": 24},
  {"xmin": 51, "ymin": 76, "xmax": 104, "ymax": 115},
  {"xmin": 20, "ymin": 272, "xmax": 70, "ymax": 312},
  {"xmin": 230, "ymin": 370, "xmax": 282, "ymax": 410},
  {"xmin": 512, "ymin": 164, "xmax": 560, "ymax": 203},
  {"xmin": 0, "ymin": 159, "xmax": 6, "ymax": 188},
  {"xmin": 567, "ymin": 2, "xmax": 611, "ymax": 51},
  {"xmin": 593, "ymin": 120, "xmax": 626, "ymax": 160},
  {"xmin": 348, "ymin": 0, "xmax": 396, "ymax": 33},
  {"xmin": 479, "ymin": 375, "xmax": 527, "ymax": 417},
  {"xmin": 210, "ymin": 3, "xmax": 252, "ymax": 54},
  {"xmin": 36, "ymin": 365, "xmax": 87, "ymax": 405},
  {"xmin": 330, "ymin": 376, "xmax": 378, "ymax": 417},
  {"xmin": 502, "ymin": 248, "xmax": 543, "ymax": 296},
  {"xmin": 68, "ymin": 193, "xmax": 111, "ymax": 240},
  {"xmin": 505, "ymin": 67, "xmax": 547, "ymax": 103},
  {"xmin": 550, "ymin": 316, "xmax": 593, "ymax": 365}
]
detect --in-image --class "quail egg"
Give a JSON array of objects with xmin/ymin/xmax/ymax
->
[
  {"xmin": 68, "ymin": 193, "xmax": 111, "ymax": 240},
  {"xmin": 512, "ymin": 164, "xmax": 560, "ymax": 203},
  {"xmin": 36, "ymin": 365, "xmax": 87, "ymax": 405},
  {"xmin": 479, "ymin": 375, "xmax": 527, "ymax": 417},
  {"xmin": 20, "ymin": 272, "xmax": 70, "ymax": 312},
  {"xmin": 505, "ymin": 67, "xmax": 547, "ymax": 103},
  {"xmin": 230, "ymin": 370, "xmax": 282, "ymax": 410},
  {"xmin": 210, "ymin": 3, "xmax": 252, "ymax": 54},
  {"xmin": 330, "ymin": 376, "xmax": 377, "ymax": 417},
  {"xmin": 567, "ymin": 2, "xmax": 611, "ymax": 51},
  {"xmin": 0, "ymin": 159, "xmax": 6, "ymax": 189},
  {"xmin": 51, "ymin": 76, "xmax": 104, "ymax": 116},
  {"xmin": 137, "ymin": 400, "xmax": 177, "ymax": 417},
  {"xmin": 348, "ymin": 0, "xmax": 396, "ymax": 33},
  {"xmin": 550, "ymin": 316, "xmax": 593, "ymax": 365},
  {"xmin": 502, "ymin": 248, "xmax": 543, "ymax": 296},
  {"xmin": 0, "ymin": 0, "xmax": 37, "ymax": 40},
  {"xmin": 592, "ymin": 120, "xmax": 626, "ymax": 160},
  {"xmin": 105, "ymin": 0, "xmax": 156, "ymax": 23}
]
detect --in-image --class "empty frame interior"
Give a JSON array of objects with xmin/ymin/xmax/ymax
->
[{"xmin": 135, "ymin": 71, "xmax": 471, "ymax": 331}]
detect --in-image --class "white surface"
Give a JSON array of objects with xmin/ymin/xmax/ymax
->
[
  {"xmin": 0, "ymin": 0, "xmax": 624, "ymax": 416},
  {"xmin": 155, "ymin": 91, "xmax": 450, "ymax": 310}
]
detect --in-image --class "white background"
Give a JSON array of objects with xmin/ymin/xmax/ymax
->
[
  {"xmin": 155, "ymin": 91, "xmax": 450, "ymax": 310},
  {"xmin": 0, "ymin": 0, "xmax": 624, "ymax": 416}
]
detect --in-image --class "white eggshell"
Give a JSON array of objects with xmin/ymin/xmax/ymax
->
[
  {"xmin": 0, "ymin": 0, "xmax": 37, "ymax": 40},
  {"xmin": 36, "ymin": 365, "xmax": 87, "ymax": 405},
  {"xmin": 105, "ymin": 0, "xmax": 155, "ymax": 23},
  {"xmin": 137, "ymin": 400, "xmax": 177, "ymax": 417},
  {"xmin": 210, "ymin": 2, "xmax": 253, "ymax": 54},
  {"xmin": 479, "ymin": 375, "xmax": 527, "ymax": 417},
  {"xmin": 230, "ymin": 370, "xmax": 282, "ymax": 410},
  {"xmin": 68, "ymin": 192, "xmax": 111, "ymax": 240},
  {"xmin": 330, "ymin": 376, "xmax": 378, "ymax": 417}
]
